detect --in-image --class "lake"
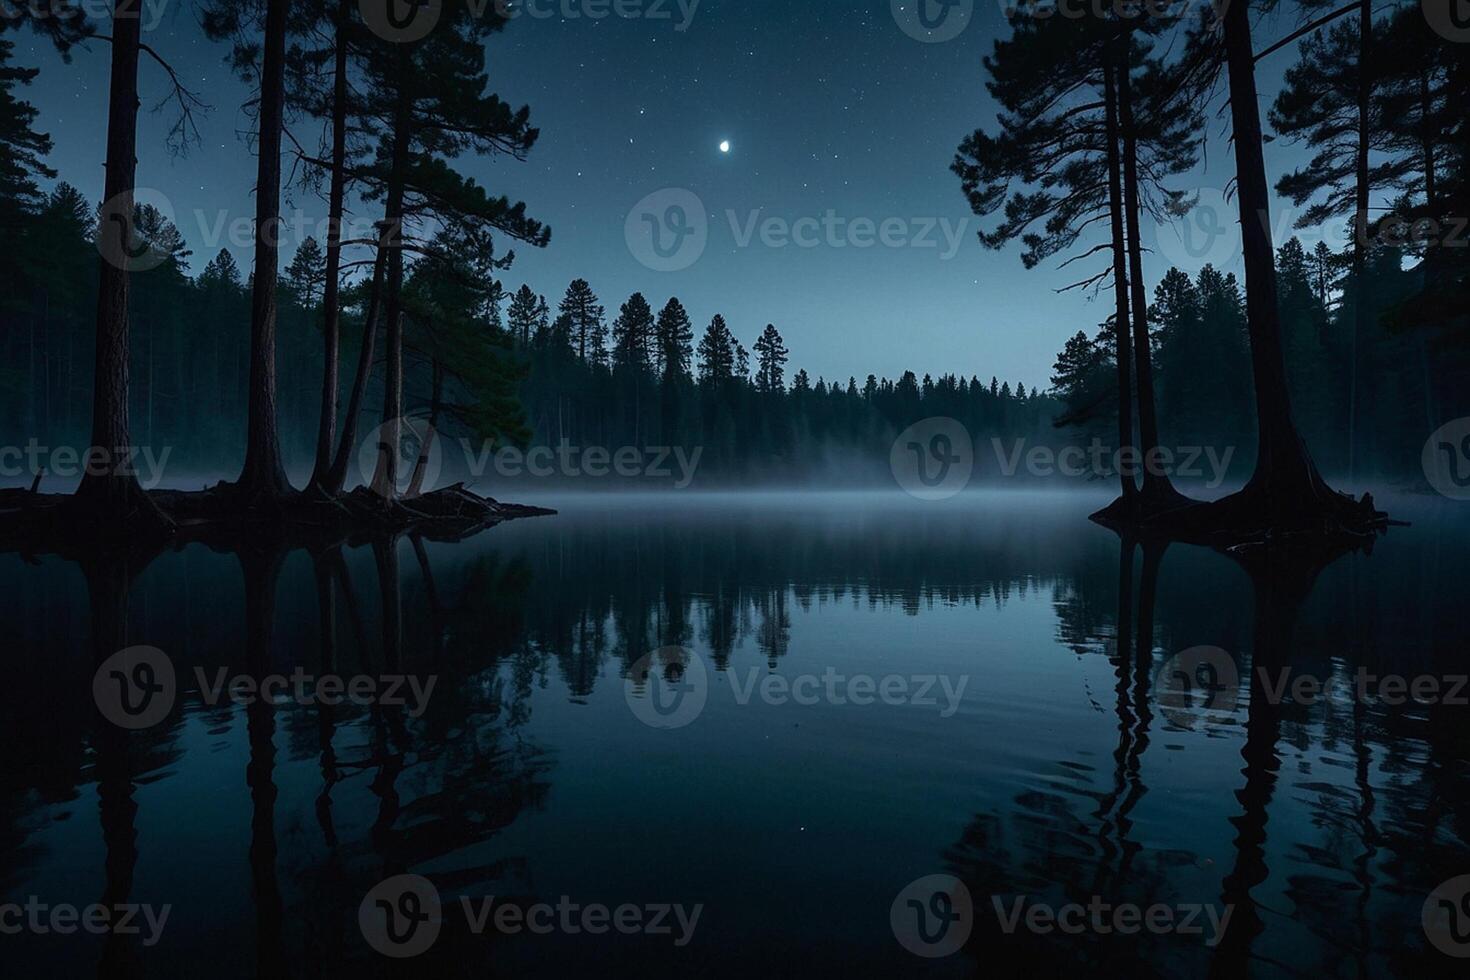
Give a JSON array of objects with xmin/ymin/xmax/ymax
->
[{"xmin": 3, "ymin": 490, "xmax": 1468, "ymax": 977}]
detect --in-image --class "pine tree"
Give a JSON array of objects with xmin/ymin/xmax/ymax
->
[
  {"xmin": 558, "ymin": 278, "xmax": 605, "ymax": 364},
  {"xmin": 654, "ymin": 297, "xmax": 694, "ymax": 382},
  {"xmin": 0, "ymin": 39, "xmax": 54, "ymax": 245},
  {"xmin": 752, "ymin": 323, "xmax": 788, "ymax": 394},
  {"xmin": 356, "ymin": 0, "xmax": 548, "ymax": 498},
  {"xmin": 611, "ymin": 292, "xmax": 655, "ymax": 373},
  {"xmin": 285, "ymin": 237, "xmax": 325, "ymax": 310},
  {"xmin": 696, "ymin": 314, "xmax": 735, "ymax": 385},
  {"xmin": 953, "ymin": 15, "xmax": 1142, "ymax": 504},
  {"xmin": 508, "ymin": 284, "xmax": 539, "ymax": 347}
]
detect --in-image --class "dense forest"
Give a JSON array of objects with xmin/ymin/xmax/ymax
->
[
  {"xmin": 0, "ymin": 0, "xmax": 1465, "ymax": 533},
  {"xmin": 3, "ymin": 171, "xmax": 1460, "ymax": 490}
]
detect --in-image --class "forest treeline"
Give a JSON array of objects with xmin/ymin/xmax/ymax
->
[
  {"xmin": 0, "ymin": 181, "xmax": 1069, "ymax": 485},
  {"xmin": 0, "ymin": 0, "xmax": 1465, "ymax": 517},
  {"xmin": 2, "ymin": 174, "xmax": 1458, "ymax": 487}
]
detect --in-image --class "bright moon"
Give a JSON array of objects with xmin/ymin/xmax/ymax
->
[{"xmin": 719, "ymin": 140, "xmax": 731, "ymax": 154}]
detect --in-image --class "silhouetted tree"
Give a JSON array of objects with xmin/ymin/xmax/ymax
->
[
  {"xmin": 654, "ymin": 297, "xmax": 694, "ymax": 382},
  {"xmin": 753, "ymin": 323, "xmax": 788, "ymax": 394}
]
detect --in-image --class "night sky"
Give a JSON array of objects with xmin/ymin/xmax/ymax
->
[{"xmin": 14, "ymin": 0, "xmax": 1341, "ymax": 388}]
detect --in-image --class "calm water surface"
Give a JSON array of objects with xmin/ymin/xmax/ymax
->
[{"xmin": 3, "ymin": 491, "xmax": 1468, "ymax": 977}]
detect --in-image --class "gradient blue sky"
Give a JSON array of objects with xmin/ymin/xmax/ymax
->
[{"xmin": 14, "ymin": 0, "xmax": 1358, "ymax": 389}]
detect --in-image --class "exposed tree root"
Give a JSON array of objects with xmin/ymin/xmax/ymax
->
[
  {"xmin": 1091, "ymin": 480, "xmax": 1200, "ymax": 529},
  {"xmin": 1092, "ymin": 479, "xmax": 1397, "ymax": 555},
  {"xmin": 0, "ymin": 484, "xmax": 554, "ymax": 559}
]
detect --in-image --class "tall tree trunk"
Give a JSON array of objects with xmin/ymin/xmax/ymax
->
[
  {"xmin": 405, "ymin": 359, "xmax": 442, "ymax": 499},
  {"xmin": 309, "ymin": 0, "xmax": 352, "ymax": 494},
  {"xmin": 1347, "ymin": 0, "xmax": 1372, "ymax": 484},
  {"xmin": 1419, "ymin": 69, "xmax": 1437, "ymax": 212},
  {"xmin": 1218, "ymin": 0, "xmax": 1342, "ymax": 520},
  {"xmin": 1118, "ymin": 39, "xmax": 1185, "ymax": 509},
  {"xmin": 323, "ymin": 243, "xmax": 386, "ymax": 493},
  {"xmin": 1103, "ymin": 53, "xmax": 1138, "ymax": 506},
  {"xmin": 235, "ymin": 0, "xmax": 291, "ymax": 499},
  {"xmin": 73, "ymin": 0, "xmax": 169, "ymax": 528},
  {"xmin": 372, "ymin": 53, "xmax": 412, "ymax": 503}
]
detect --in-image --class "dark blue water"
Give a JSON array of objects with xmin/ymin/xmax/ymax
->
[{"xmin": 3, "ymin": 491, "xmax": 1468, "ymax": 977}]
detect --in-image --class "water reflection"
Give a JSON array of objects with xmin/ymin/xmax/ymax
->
[{"xmin": 1, "ymin": 493, "xmax": 1467, "ymax": 976}]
